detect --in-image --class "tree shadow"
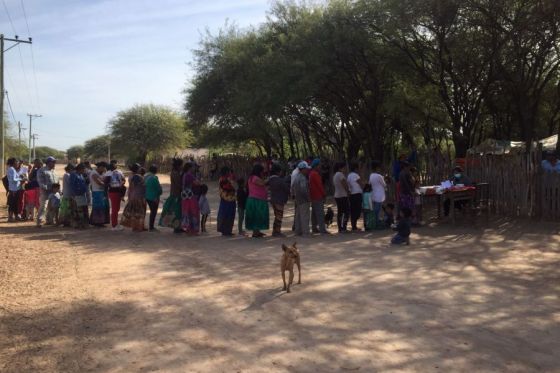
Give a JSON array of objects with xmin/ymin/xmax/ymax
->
[{"xmin": 2, "ymin": 183, "xmax": 560, "ymax": 371}]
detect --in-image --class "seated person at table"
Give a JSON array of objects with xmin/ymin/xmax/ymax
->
[
  {"xmin": 541, "ymin": 151, "xmax": 560, "ymax": 173},
  {"xmin": 444, "ymin": 166, "xmax": 473, "ymax": 217},
  {"xmin": 391, "ymin": 207, "xmax": 411, "ymax": 245}
]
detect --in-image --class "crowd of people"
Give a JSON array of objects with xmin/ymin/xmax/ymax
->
[{"xmin": 3, "ymin": 155, "xmax": 428, "ymax": 245}]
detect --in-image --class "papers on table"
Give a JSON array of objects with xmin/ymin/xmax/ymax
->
[{"xmin": 441, "ymin": 180, "xmax": 453, "ymax": 189}]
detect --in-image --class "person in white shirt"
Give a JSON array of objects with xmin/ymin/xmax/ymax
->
[
  {"xmin": 368, "ymin": 160, "xmax": 387, "ymax": 229},
  {"xmin": 332, "ymin": 162, "xmax": 350, "ymax": 232},
  {"xmin": 347, "ymin": 162, "xmax": 363, "ymax": 231}
]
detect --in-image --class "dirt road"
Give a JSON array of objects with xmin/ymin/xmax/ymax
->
[{"xmin": 1, "ymin": 178, "xmax": 559, "ymax": 372}]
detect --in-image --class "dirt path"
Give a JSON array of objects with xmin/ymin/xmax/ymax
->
[{"xmin": 1, "ymin": 179, "xmax": 560, "ymax": 372}]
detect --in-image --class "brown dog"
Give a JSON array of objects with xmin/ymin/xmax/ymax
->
[{"xmin": 281, "ymin": 243, "xmax": 301, "ymax": 293}]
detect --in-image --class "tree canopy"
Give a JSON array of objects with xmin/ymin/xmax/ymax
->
[
  {"xmin": 34, "ymin": 146, "xmax": 65, "ymax": 161},
  {"xmin": 109, "ymin": 104, "xmax": 190, "ymax": 164},
  {"xmin": 66, "ymin": 145, "xmax": 85, "ymax": 162},
  {"xmin": 83, "ymin": 135, "xmax": 111, "ymax": 160},
  {"xmin": 185, "ymin": 0, "xmax": 560, "ymax": 160}
]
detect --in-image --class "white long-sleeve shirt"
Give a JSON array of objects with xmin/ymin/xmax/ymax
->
[
  {"xmin": 7, "ymin": 166, "xmax": 21, "ymax": 192},
  {"xmin": 368, "ymin": 172, "xmax": 387, "ymax": 203}
]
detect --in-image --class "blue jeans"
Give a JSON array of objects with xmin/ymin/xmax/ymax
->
[
  {"xmin": 391, "ymin": 234, "xmax": 410, "ymax": 245},
  {"xmin": 373, "ymin": 202, "xmax": 382, "ymax": 228}
]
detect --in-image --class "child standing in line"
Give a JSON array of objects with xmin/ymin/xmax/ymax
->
[
  {"xmin": 199, "ymin": 184, "xmax": 210, "ymax": 233},
  {"xmin": 362, "ymin": 183, "xmax": 373, "ymax": 231},
  {"xmin": 236, "ymin": 178, "xmax": 248, "ymax": 235},
  {"xmin": 46, "ymin": 183, "xmax": 62, "ymax": 226},
  {"xmin": 391, "ymin": 207, "xmax": 412, "ymax": 245},
  {"xmin": 383, "ymin": 203, "xmax": 395, "ymax": 228}
]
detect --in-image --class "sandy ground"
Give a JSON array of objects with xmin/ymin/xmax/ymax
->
[{"xmin": 1, "ymin": 172, "xmax": 560, "ymax": 372}]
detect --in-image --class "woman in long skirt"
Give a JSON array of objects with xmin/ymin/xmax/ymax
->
[
  {"xmin": 398, "ymin": 162, "xmax": 416, "ymax": 219},
  {"xmin": 181, "ymin": 162, "xmax": 201, "ymax": 234},
  {"xmin": 121, "ymin": 163, "xmax": 146, "ymax": 232},
  {"xmin": 59, "ymin": 163, "xmax": 75, "ymax": 227},
  {"xmin": 69, "ymin": 163, "xmax": 90, "ymax": 229},
  {"xmin": 159, "ymin": 158, "xmax": 184, "ymax": 233},
  {"xmin": 245, "ymin": 163, "xmax": 269, "ymax": 238},
  {"xmin": 89, "ymin": 162, "xmax": 110, "ymax": 226},
  {"xmin": 217, "ymin": 166, "xmax": 236, "ymax": 236}
]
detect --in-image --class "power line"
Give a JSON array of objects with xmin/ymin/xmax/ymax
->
[
  {"xmin": 1, "ymin": 0, "xmax": 18, "ymax": 35},
  {"xmin": 5, "ymin": 71, "xmax": 22, "ymax": 112},
  {"xmin": 17, "ymin": 44, "xmax": 34, "ymax": 111},
  {"xmin": 1, "ymin": 35, "xmax": 33, "ymax": 176},
  {"xmin": 19, "ymin": 0, "xmax": 31, "ymax": 35},
  {"xmin": 4, "ymin": 90, "xmax": 17, "ymax": 124},
  {"xmin": 20, "ymin": 0, "xmax": 40, "ymax": 110},
  {"xmin": 2, "ymin": 0, "xmax": 36, "ymax": 111},
  {"xmin": 27, "ymin": 113, "xmax": 41, "ymax": 162}
]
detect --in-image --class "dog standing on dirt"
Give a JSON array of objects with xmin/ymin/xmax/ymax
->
[{"xmin": 281, "ymin": 243, "xmax": 301, "ymax": 293}]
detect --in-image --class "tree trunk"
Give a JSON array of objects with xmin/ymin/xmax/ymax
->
[{"xmin": 452, "ymin": 132, "xmax": 468, "ymax": 158}]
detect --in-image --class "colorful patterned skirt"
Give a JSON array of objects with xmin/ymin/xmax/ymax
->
[
  {"xmin": 181, "ymin": 197, "xmax": 200, "ymax": 234},
  {"xmin": 59, "ymin": 196, "xmax": 73, "ymax": 226},
  {"xmin": 72, "ymin": 195, "xmax": 90, "ymax": 229},
  {"xmin": 159, "ymin": 195, "xmax": 182, "ymax": 230},
  {"xmin": 217, "ymin": 199, "xmax": 236, "ymax": 235},
  {"xmin": 90, "ymin": 191, "xmax": 110, "ymax": 225},
  {"xmin": 399, "ymin": 193, "xmax": 415, "ymax": 211},
  {"xmin": 121, "ymin": 198, "xmax": 146, "ymax": 231},
  {"xmin": 245, "ymin": 197, "xmax": 269, "ymax": 231}
]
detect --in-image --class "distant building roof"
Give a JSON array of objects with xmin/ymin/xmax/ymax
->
[{"xmin": 174, "ymin": 148, "xmax": 210, "ymax": 158}]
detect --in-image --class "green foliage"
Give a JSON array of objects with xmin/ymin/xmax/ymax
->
[
  {"xmin": 83, "ymin": 135, "xmax": 111, "ymax": 161},
  {"xmin": 109, "ymin": 104, "xmax": 190, "ymax": 164},
  {"xmin": 34, "ymin": 146, "xmax": 65, "ymax": 161},
  {"xmin": 1, "ymin": 116, "xmax": 29, "ymax": 160},
  {"xmin": 185, "ymin": 0, "xmax": 560, "ymax": 160},
  {"xmin": 66, "ymin": 145, "xmax": 85, "ymax": 162}
]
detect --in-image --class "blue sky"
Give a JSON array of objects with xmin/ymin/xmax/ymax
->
[{"xmin": 2, "ymin": 0, "xmax": 270, "ymax": 150}]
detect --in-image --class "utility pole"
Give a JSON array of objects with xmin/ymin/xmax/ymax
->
[
  {"xmin": 27, "ymin": 113, "xmax": 42, "ymax": 162},
  {"xmin": 18, "ymin": 121, "xmax": 26, "ymax": 145},
  {"xmin": 32, "ymin": 133, "xmax": 38, "ymax": 160},
  {"xmin": 107, "ymin": 139, "xmax": 111, "ymax": 161},
  {"xmin": 1, "ymin": 34, "xmax": 33, "ymax": 176}
]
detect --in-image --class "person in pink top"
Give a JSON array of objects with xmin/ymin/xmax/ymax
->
[{"xmin": 245, "ymin": 163, "xmax": 269, "ymax": 238}]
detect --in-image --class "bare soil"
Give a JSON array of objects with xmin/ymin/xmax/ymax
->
[{"xmin": 1, "ymin": 173, "xmax": 560, "ymax": 372}]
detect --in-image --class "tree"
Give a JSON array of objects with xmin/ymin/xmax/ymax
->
[
  {"xmin": 34, "ymin": 146, "xmax": 65, "ymax": 161},
  {"xmin": 1, "ymin": 115, "xmax": 28, "ymax": 160},
  {"xmin": 83, "ymin": 135, "xmax": 111, "ymax": 160},
  {"xmin": 186, "ymin": 0, "xmax": 560, "ymax": 162},
  {"xmin": 66, "ymin": 145, "xmax": 85, "ymax": 162},
  {"xmin": 109, "ymin": 104, "xmax": 189, "ymax": 164}
]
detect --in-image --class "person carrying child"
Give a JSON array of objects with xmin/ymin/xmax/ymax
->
[
  {"xmin": 46, "ymin": 183, "xmax": 62, "ymax": 226},
  {"xmin": 391, "ymin": 207, "xmax": 411, "ymax": 245},
  {"xmin": 217, "ymin": 167, "xmax": 236, "ymax": 236}
]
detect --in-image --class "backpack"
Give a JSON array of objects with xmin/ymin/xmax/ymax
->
[{"xmin": 110, "ymin": 171, "xmax": 123, "ymax": 188}]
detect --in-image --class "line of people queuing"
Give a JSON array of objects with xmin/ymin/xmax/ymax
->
[{"xmin": 4, "ymin": 155, "xmax": 413, "ymax": 244}]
